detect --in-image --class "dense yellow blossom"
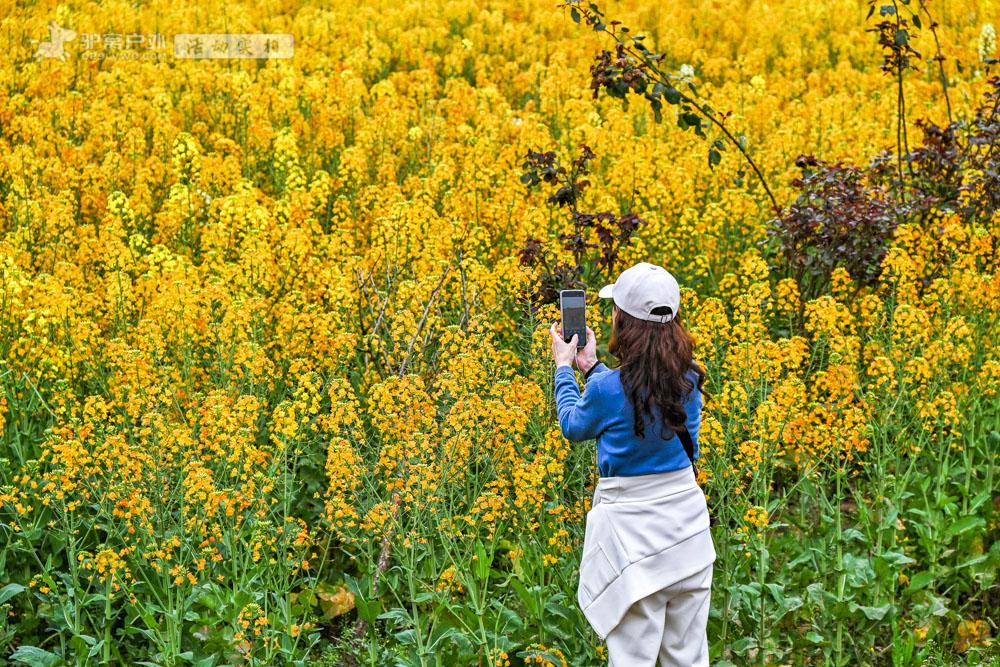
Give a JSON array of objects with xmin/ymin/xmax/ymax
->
[{"xmin": 1, "ymin": 0, "xmax": 996, "ymax": 662}]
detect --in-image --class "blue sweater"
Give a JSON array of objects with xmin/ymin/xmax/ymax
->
[{"xmin": 554, "ymin": 361, "xmax": 703, "ymax": 477}]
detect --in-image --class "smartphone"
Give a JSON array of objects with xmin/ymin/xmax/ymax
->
[{"xmin": 559, "ymin": 289, "xmax": 587, "ymax": 349}]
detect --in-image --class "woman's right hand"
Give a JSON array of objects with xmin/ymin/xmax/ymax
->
[
  {"xmin": 576, "ymin": 326, "xmax": 598, "ymax": 374},
  {"xmin": 549, "ymin": 322, "xmax": 578, "ymax": 368}
]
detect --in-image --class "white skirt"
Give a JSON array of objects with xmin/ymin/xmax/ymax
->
[{"xmin": 576, "ymin": 465, "xmax": 717, "ymax": 639}]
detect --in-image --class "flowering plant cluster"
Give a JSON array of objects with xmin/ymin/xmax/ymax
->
[{"xmin": 0, "ymin": 0, "xmax": 997, "ymax": 664}]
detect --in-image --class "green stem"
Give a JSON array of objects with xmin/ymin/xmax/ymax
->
[
  {"xmin": 834, "ymin": 464, "xmax": 845, "ymax": 665},
  {"xmin": 103, "ymin": 576, "xmax": 112, "ymax": 665}
]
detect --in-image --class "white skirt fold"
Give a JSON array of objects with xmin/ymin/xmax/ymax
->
[{"xmin": 577, "ymin": 465, "xmax": 717, "ymax": 639}]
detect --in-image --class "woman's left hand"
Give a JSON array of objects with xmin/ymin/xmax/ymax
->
[
  {"xmin": 549, "ymin": 322, "xmax": 578, "ymax": 368},
  {"xmin": 575, "ymin": 326, "xmax": 598, "ymax": 374}
]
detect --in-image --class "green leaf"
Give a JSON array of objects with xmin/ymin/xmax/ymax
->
[
  {"xmin": 842, "ymin": 528, "xmax": 865, "ymax": 542},
  {"xmin": 678, "ymin": 111, "xmax": 700, "ymax": 130},
  {"xmin": 843, "ymin": 553, "xmax": 875, "ymax": 588},
  {"xmin": 730, "ymin": 637, "xmax": 757, "ymax": 656},
  {"xmin": 358, "ymin": 596, "xmax": 383, "ymax": 623},
  {"xmin": 411, "ymin": 591, "xmax": 435, "ymax": 604},
  {"xmin": 428, "ymin": 626, "xmax": 467, "ymax": 651},
  {"xmin": 911, "ymin": 13, "xmax": 921, "ymax": 29},
  {"xmin": 10, "ymin": 646, "xmax": 62, "ymax": 667},
  {"xmin": 708, "ymin": 148, "xmax": 721, "ymax": 169},
  {"xmin": 788, "ymin": 548, "xmax": 819, "ymax": 568},
  {"xmin": 806, "ymin": 582, "xmax": 834, "ymax": 611},
  {"xmin": 970, "ymin": 490, "xmax": 991, "ymax": 512},
  {"xmin": 544, "ymin": 601, "xmax": 574, "ymax": 619},
  {"xmin": 474, "ymin": 540, "xmax": 491, "ymax": 581},
  {"xmin": 955, "ymin": 554, "xmax": 988, "ymax": 570},
  {"xmin": 570, "ymin": 7, "xmax": 581, "ymax": 23},
  {"xmin": 879, "ymin": 550, "xmax": 915, "ymax": 567},
  {"xmin": 906, "ymin": 569, "xmax": 935, "ymax": 593},
  {"xmin": 0, "ymin": 583, "xmax": 25, "ymax": 605},
  {"xmin": 344, "ymin": 573, "xmax": 381, "ymax": 623},
  {"xmin": 927, "ymin": 593, "xmax": 949, "ymax": 616},
  {"xmin": 87, "ymin": 640, "xmax": 105, "ymax": 659},
  {"xmin": 851, "ymin": 602, "xmax": 892, "ymax": 620},
  {"xmin": 493, "ymin": 601, "xmax": 524, "ymax": 630},
  {"xmin": 946, "ymin": 516, "xmax": 985, "ymax": 540},
  {"xmin": 508, "ymin": 578, "xmax": 541, "ymax": 617}
]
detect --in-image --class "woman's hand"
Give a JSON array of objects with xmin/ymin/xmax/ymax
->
[
  {"xmin": 549, "ymin": 322, "xmax": 578, "ymax": 368},
  {"xmin": 575, "ymin": 326, "xmax": 598, "ymax": 374}
]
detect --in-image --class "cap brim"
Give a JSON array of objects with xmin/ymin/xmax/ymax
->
[{"xmin": 598, "ymin": 284, "xmax": 614, "ymax": 298}]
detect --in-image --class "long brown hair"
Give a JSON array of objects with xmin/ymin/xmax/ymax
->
[{"xmin": 608, "ymin": 305, "xmax": 707, "ymax": 440}]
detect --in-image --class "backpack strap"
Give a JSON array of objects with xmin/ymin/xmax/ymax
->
[
  {"xmin": 678, "ymin": 366, "xmax": 713, "ymax": 524},
  {"xmin": 677, "ymin": 365, "xmax": 702, "ymax": 479},
  {"xmin": 677, "ymin": 425, "xmax": 712, "ymax": 525},
  {"xmin": 676, "ymin": 425, "xmax": 698, "ymax": 481}
]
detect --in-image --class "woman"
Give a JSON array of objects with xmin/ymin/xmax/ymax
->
[{"xmin": 548, "ymin": 262, "xmax": 715, "ymax": 667}]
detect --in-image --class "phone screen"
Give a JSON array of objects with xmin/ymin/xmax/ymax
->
[{"xmin": 561, "ymin": 291, "xmax": 586, "ymax": 347}]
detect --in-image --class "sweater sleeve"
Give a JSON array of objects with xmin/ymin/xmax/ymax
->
[{"xmin": 554, "ymin": 364, "xmax": 608, "ymax": 442}]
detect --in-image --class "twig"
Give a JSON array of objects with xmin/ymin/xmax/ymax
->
[
  {"xmin": 398, "ymin": 264, "xmax": 451, "ymax": 378},
  {"xmin": 457, "ymin": 247, "xmax": 470, "ymax": 331},
  {"xmin": 347, "ymin": 262, "xmax": 451, "ymax": 658},
  {"xmin": 917, "ymin": 0, "xmax": 953, "ymax": 126},
  {"xmin": 569, "ymin": 2, "xmax": 781, "ymax": 213},
  {"xmin": 354, "ymin": 259, "xmax": 393, "ymax": 379}
]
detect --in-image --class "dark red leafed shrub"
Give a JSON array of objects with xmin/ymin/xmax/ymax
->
[
  {"xmin": 961, "ymin": 75, "xmax": 1000, "ymax": 223},
  {"xmin": 767, "ymin": 155, "xmax": 901, "ymax": 300},
  {"xmin": 869, "ymin": 75, "xmax": 1000, "ymax": 228},
  {"xmin": 518, "ymin": 145, "xmax": 647, "ymax": 307}
]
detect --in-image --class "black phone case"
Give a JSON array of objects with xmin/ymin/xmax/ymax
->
[{"xmin": 560, "ymin": 295, "xmax": 587, "ymax": 349}]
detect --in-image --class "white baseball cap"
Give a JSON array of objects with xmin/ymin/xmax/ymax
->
[{"xmin": 598, "ymin": 262, "xmax": 681, "ymax": 323}]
